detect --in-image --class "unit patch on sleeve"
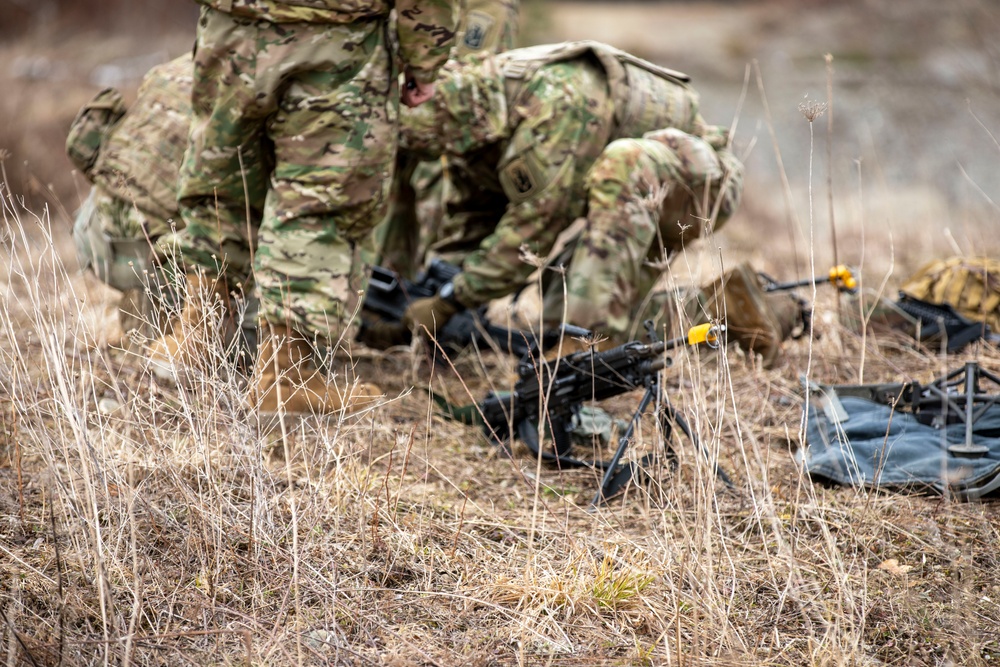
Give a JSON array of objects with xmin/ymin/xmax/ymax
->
[
  {"xmin": 462, "ymin": 11, "xmax": 497, "ymax": 52},
  {"xmin": 500, "ymin": 156, "xmax": 538, "ymax": 202}
]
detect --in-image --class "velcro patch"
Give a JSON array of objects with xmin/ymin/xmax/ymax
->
[
  {"xmin": 462, "ymin": 10, "xmax": 496, "ymax": 52},
  {"xmin": 500, "ymin": 156, "xmax": 538, "ymax": 202}
]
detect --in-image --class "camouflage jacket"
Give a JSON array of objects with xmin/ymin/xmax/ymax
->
[
  {"xmin": 456, "ymin": 0, "xmax": 519, "ymax": 57},
  {"xmin": 67, "ymin": 54, "xmax": 193, "ymax": 225},
  {"xmin": 197, "ymin": 0, "xmax": 458, "ymax": 83},
  {"xmin": 407, "ymin": 42, "xmax": 707, "ymax": 307}
]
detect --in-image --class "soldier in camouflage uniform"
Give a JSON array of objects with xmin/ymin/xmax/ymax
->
[
  {"xmin": 65, "ymin": 54, "xmax": 264, "ymax": 340},
  {"xmin": 148, "ymin": 0, "xmax": 458, "ymax": 413},
  {"xmin": 396, "ymin": 42, "xmax": 762, "ymax": 354},
  {"xmin": 378, "ymin": 0, "xmax": 520, "ymax": 279}
]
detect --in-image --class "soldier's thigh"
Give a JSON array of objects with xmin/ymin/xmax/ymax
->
[{"xmin": 264, "ymin": 20, "xmax": 397, "ymax": 235}]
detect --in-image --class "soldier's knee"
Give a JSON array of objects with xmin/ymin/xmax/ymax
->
[{"xmin": 591, "ymin": 139, "xmax": 646, "ymax": 178}]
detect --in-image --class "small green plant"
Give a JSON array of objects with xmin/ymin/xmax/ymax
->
[{"xmin": 590, "ymin": 553, "xmax": 653, "ymax": 612}]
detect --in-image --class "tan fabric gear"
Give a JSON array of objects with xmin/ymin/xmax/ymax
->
[
  {"xmin": 900, "ymin": 257, "xmax": 1000, "ymax": 331},
  {"xmin": 496, "ymin": 41, "xmax": 697, "ymax": 140},
  {"xmin": 701, "ymin": 262, "xmax": 787, "ymax": 368},
  {"xmin": 248, "ymin": 327, "xmax": 383, "ymax": 414}
]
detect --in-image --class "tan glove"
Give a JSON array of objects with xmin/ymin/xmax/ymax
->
[{"xmin": 403, "ymin": 295, "xmax": 460, "ymax": 334}]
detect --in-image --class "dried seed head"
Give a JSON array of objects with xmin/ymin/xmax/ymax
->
[
  {"xmin": 798, "ymin": 99, "xmax": 828, "ymax": 123},
  {"xmin": 518, "ymin": 243, "xmax": 547, "ymax": 269}
]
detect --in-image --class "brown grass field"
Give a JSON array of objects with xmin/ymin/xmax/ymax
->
[{"xmin": 2, "ymin": 1, "xmax": 1000, "ymax": 665}]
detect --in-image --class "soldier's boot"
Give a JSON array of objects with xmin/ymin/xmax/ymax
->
[
  {"xmin": 248, "ymin": 327, "xmax": 383, "ymax": 415},
  {"xmin": 703, "ymin": 262, "xmax": 800, "ymax": 368},
  {"xmin": 118, "ymin": 286, "xmax": 173, "ymax": 346},
  {"xmin": 147, "ymin": 273, "xmax": 235, "ymax": 381}
]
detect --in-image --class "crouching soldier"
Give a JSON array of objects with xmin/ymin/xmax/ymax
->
[
  {"xmin": 387, "ymin": 41, "xmax": 799, "ymax": 364},
  {"xmin": 68, "ymin": 54, "xmax": 268, "ymax": 351}
]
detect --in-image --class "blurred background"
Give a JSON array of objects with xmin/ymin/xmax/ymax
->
[{"xmin": 2, "ymin": 0, "xmax": 999, "ymax": 282}]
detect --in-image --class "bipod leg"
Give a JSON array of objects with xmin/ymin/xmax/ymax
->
[
  {"xmin": 662, "ymin": 403, "xmax": 735, "ymax": 489},
  {"xmin": 590, "ymin": 380, "xmax": 660, "ymax": 507}
]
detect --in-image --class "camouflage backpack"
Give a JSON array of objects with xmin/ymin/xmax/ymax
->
[
  {"xmin": 900, "ymin": 257, "xmax": 1000, "ymax": 332},
  {"xmin": 65, "ymin": 87, "xmax": 126, "ymax": 179}
]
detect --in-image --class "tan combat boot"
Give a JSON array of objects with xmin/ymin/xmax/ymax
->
[
  {"xmin": 248, "ymin": 327, "xmax": 383, "ymax": 415},
  {"xmin": 147, "ymin": 273, "xmax": 235, "ymax": 381},
  {"xmin": 702, "ymin": 263, "xmax": 792, "ymax": 368}
]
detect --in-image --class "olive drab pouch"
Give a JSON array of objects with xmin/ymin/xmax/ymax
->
[
  {"xmin": 900, "ymin": 257, "xmax": 1000, "ymax": 332},
  {"xmin": 65, "ymin": 87, "xmax": 126, "ymax": 178}
]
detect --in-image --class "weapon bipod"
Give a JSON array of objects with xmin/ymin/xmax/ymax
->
[{"xmin": 907, "ymin": 361, "xmax": 1000, "ymax": 458}]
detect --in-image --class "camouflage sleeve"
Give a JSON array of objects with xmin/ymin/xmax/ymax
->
[
  {"xmin": 451, "ymin": 65, "xmax": 611, "ymax": 306},
  {"xmin": 396, "ymin": 0, "xmax": 460, "ymax": 84},
  {"xmin": 455, "ymin": 0, "xmax": 520, "ymax": 56}
]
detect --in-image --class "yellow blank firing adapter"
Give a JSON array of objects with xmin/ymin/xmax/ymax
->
[
  {"xmin": 688, "ymin": 323, "xmax": 724, "ymax": 348},
  {"xmin": 828, "ymin": 265, "xmax": 858, "ymax": 292}
]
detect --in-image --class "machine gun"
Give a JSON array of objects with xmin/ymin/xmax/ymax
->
[{"xmin": 478, "ymin": 321, "xmax": 733, "ymax": 505}]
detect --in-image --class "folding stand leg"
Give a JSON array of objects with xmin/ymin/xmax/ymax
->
[{"xmin": 591, "ymin": 380, "xmax": 661, "ymax": 507}]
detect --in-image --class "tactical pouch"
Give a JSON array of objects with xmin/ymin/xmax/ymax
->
[
  {"xmin": 73, "ymin": 191, "xmax": 157, "ymax": 292},
  {"xmin": 611, "ymin": 61, "xmax": 699, "ymax": 141},
  {"xmin": 496, "ymin": 40, "xmax": 694, "ymax": 141},
  {"xmin": 65, "ymin": 87, "xmax": 126, "ymax": 178}
]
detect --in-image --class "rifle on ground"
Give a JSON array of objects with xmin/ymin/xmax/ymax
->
[
  {"xmin": 477, "ymin": 321, "xmax": 733, "ymax": 505},
  {"xmin": 361, "ymin": 259, "xmax": 565, "ymax": 358},
  {"xmin": 893, "ymin": 294, "xmax": 1000, "ymax": 352},
  {"xmin": 762, "ymin": 264, "xmax": 998, "ymax": 351},
  {"xmin": 761, "ymin": 264, "xmax": 859, "ymax": 294}
]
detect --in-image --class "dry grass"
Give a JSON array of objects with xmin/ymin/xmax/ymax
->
[
  {"xmin": 2, "ymin": 179, "xmax": 999, "ymax": 666},
  {"xmin": 3, "ymin": 1, "xmax": 1000, "ymax": 665}
]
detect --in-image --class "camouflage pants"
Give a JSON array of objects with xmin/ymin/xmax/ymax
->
[
  {"xmin": 176, "ymin": 6, "xmax": 397, "ymax": 344},
  {"xmin": 543, "ymin": 130, "xmax": 743, "ymax": 341}
]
